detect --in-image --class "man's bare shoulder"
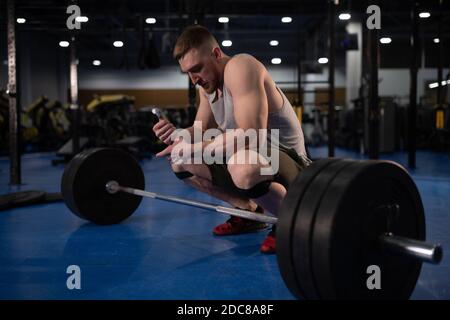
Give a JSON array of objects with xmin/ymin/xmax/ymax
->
[{"xmin": 224, "ymin": 54, "xmax": 266, "ymax": 84}]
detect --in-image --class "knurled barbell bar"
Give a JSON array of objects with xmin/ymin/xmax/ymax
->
[{"xmin": 61, "ymin": 148, "xmax": 443, "ymax": 300}]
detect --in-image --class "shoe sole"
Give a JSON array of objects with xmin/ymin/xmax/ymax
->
[{"xmin": 212, "ymin": 223, "xmax": 269, "ymax": 236}]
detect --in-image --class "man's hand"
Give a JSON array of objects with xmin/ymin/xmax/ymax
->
[
  {"xmin": 152, "ymin": 119, "xmax": 176, "ymax": 145},
  {"xmin": 156, "ymin": 138, "xmax": 209, "ymax": 166},
  {"xmin": 156, "ymin": 139, "xmax": 190, "ymax": 165},
  {"xmin": 155, "ymin": 140, "xmax": 178, "ymax": 158}
]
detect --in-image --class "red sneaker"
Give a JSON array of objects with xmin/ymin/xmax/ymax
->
[
  {"xmin": 260, "ymin": 226, "xmax": 276, "ymax": 254},
  {"xmin": 213, "ymin": 216, "xmax": 268, "ymax": 236}
]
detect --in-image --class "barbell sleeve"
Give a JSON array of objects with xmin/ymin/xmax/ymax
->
[
  {"xmin": 379, "ymin": 233, "xmax": 443, "ymax": 264},
  {"xmin": 106, "ymin": 181, "xmax": 278, "ymax": 224}
]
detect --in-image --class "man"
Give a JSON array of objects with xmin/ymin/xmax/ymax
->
[{"xmin": 153, "ymin": 25, "xmax": 310, "ymax": 254}]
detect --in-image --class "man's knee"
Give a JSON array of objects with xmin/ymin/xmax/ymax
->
[
  {"xmin": 227, "ymin": 150, "xmax": 271, "ymax": 188},
  {"xmin": 227, "ymin": 152, "xmax": 273, "ymax": 199},
  {"xmin": 228, "ymin": 163, "xmax": 258, "ymax": 189}
]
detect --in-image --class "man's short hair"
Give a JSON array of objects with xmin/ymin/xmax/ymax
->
[{"xmin": 173, "ymin": 25, "xmax": 219, "ymax": 60}]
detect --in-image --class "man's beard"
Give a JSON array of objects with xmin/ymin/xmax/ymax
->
[{"xmin": 203, "ymin": 81, "xmax": 217, "ymax": 94}]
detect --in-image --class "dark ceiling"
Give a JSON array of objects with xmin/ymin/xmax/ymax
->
[{"xmin": 1, "ymin": 0, "xmax": 449, "ymax": 69}]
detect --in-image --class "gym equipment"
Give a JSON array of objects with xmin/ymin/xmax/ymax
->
[
  {"xmin": 52, "ymin": 137, "xmax": 91, "ymax": 166},
  {"xmin": 0, "ymin": 190, "xmax": 62, "ymax": 211},
  {"xmin": 86, "ymin": 95, "xmax": 135, "ymax": 113},
  {"xmin": 85, "ymin": 94, "xmax": 136, "ymax": 147},
  {"xmin": 61, "ymin": 148, "xmax": 443, "ymax": 300}
]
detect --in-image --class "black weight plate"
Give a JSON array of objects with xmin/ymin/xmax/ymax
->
[
  {"xmin": 0, "ymin": 198, "xmax": 12, "ymax": 211},
  {"xmin": 0, "ymin": 191, "xmax": 46, "ymax": 211},
  {"xmin": 0, "ymin": 193, "xmax": 17, "ymax": 211},
  {"xmin": 277, "ymin": 158, "xmax": 340, "ymax": 299},
  {"xmin": 10, "ymin": 191, "xmax": 46, "ymax": 205},
  {"xmin": 312, "ymin": 160, "xmax": 425, "ymax": 299},
  {"xmin": 61, "ymin": 148, "xmax": 145, "ymax": 225},
  {"xmin": 43, "ymin": 192, "xmax": 63, "ymax": 202},
  {"xmin": 292, "ymin": 159, "xmax": 354, "ymax": 300}
]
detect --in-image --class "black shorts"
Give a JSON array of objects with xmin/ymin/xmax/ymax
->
[{"xmin": 206, "ymin": 145, "xmax": 311, "ymax": 197}]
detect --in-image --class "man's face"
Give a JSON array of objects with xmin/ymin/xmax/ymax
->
[{"xmin": 178, "ymin": 47, "xmax": 220, "ymax": 94}]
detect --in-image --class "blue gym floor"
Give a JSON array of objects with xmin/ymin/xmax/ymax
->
[{"xmin": 0, "ymin": 147, "xmax": 449, "ymax": 300}]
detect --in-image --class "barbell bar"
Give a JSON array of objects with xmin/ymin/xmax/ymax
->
[{"xmin": 105, "ymin": 180, "xmax": 277, "ymax": 224}]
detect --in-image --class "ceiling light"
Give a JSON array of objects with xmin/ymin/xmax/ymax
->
[
  {"xmin": 75, "ymin": 16, "xmax": 89, "ymax": 23},
  {"xmin": 59, "ymin": 41, "xmax": 70, "ymax": 47},
  {"xmin": 113, "ymin": 41, "xmax": 124, "ymax": 47},
  {"xmin": 339, "ymin": 13, "xmax": 351, "ymax": 20},
  {"xmin": 222, "ymin": 40, "xmax": 232, "ymax": 47},
  {"xmin": 419, "ymin": 12, "xmax": 430, "ymax": 18},
  {"xmin": 271, "ymin": 58, "xmax": 281, "ymax": 64}
]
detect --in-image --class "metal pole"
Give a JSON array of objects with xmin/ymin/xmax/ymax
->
[
  {"xmin": 408, "ymin": 2, "xmax": 419, "ymax": 169},
  {"xmin": 297, "ymin": 24, "xmax": 303, "ymax": 106},
  {"xmin": 368, "ymin": 19, "xmax": 380, "ymax": 159},
  {"xmin": 7, "ymin": 0, "xmax": 21, "ymax": 185},
  {"xmin": 105, "ymin": 181, "xmax": 278, "ymax": 224},
  {"xmin": 437, "ymin": 2, "xmax": 443, "ymax": 108},
  {"xmin": 328, "ymin": 0, "xmax": 337, "ymax": 157},
  {"xmin": 104, "ymin": 180, "xmax": 442, "ymax": 264},
  {"xmin": 70, "ymin": 37, "xmax": 80, "ymax": 154}
]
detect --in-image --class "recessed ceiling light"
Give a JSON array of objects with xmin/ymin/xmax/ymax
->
[
  {"xmin": 75, "ymin": 16, "xmax": 89, "ymax": 22},
  {"xmin": 222, "ymin": 40, "xmax": 232, "ymax": 47},
  {"xmin": 271, "ymin": 58, "xmax": 281, "ymax": 64},
  {"xmin": 113, "ymin": 41, "xmax": 124, "ymax": 47},
  {"xmin": 59, "ymin": 41, "xmax": 70, "ymax": 47},
  {"xmin": 419, "ymin": 12, "xmax": 430, "ymax": 18},
  {"xmin": 339, "ymin": 13, "xmax": 351, "ymax": 20}
]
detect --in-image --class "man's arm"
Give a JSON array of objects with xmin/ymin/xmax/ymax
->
[
  {"xmin": 156, "ymin": 87, "xmax": 217, "ymax": 157},
  {"xmin": 194, "ymin": 55, "xmax": 269, "ymax": 158},
  {"xmin": 225, "ymin": 55, "xmax": 268, "ymax": 131},
  {"xmin": 193, "ymin": 87, "xmax": 218, "ymax": 132}
]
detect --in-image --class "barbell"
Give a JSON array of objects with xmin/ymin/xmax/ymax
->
[{"xmin": 60, "ymin": 148, "xmax": 443, "ymax": 300}]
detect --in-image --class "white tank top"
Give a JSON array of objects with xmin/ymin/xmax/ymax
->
[{"xmin": 205, "ymin": 85, "xmax": 307, "ymax": 156}]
